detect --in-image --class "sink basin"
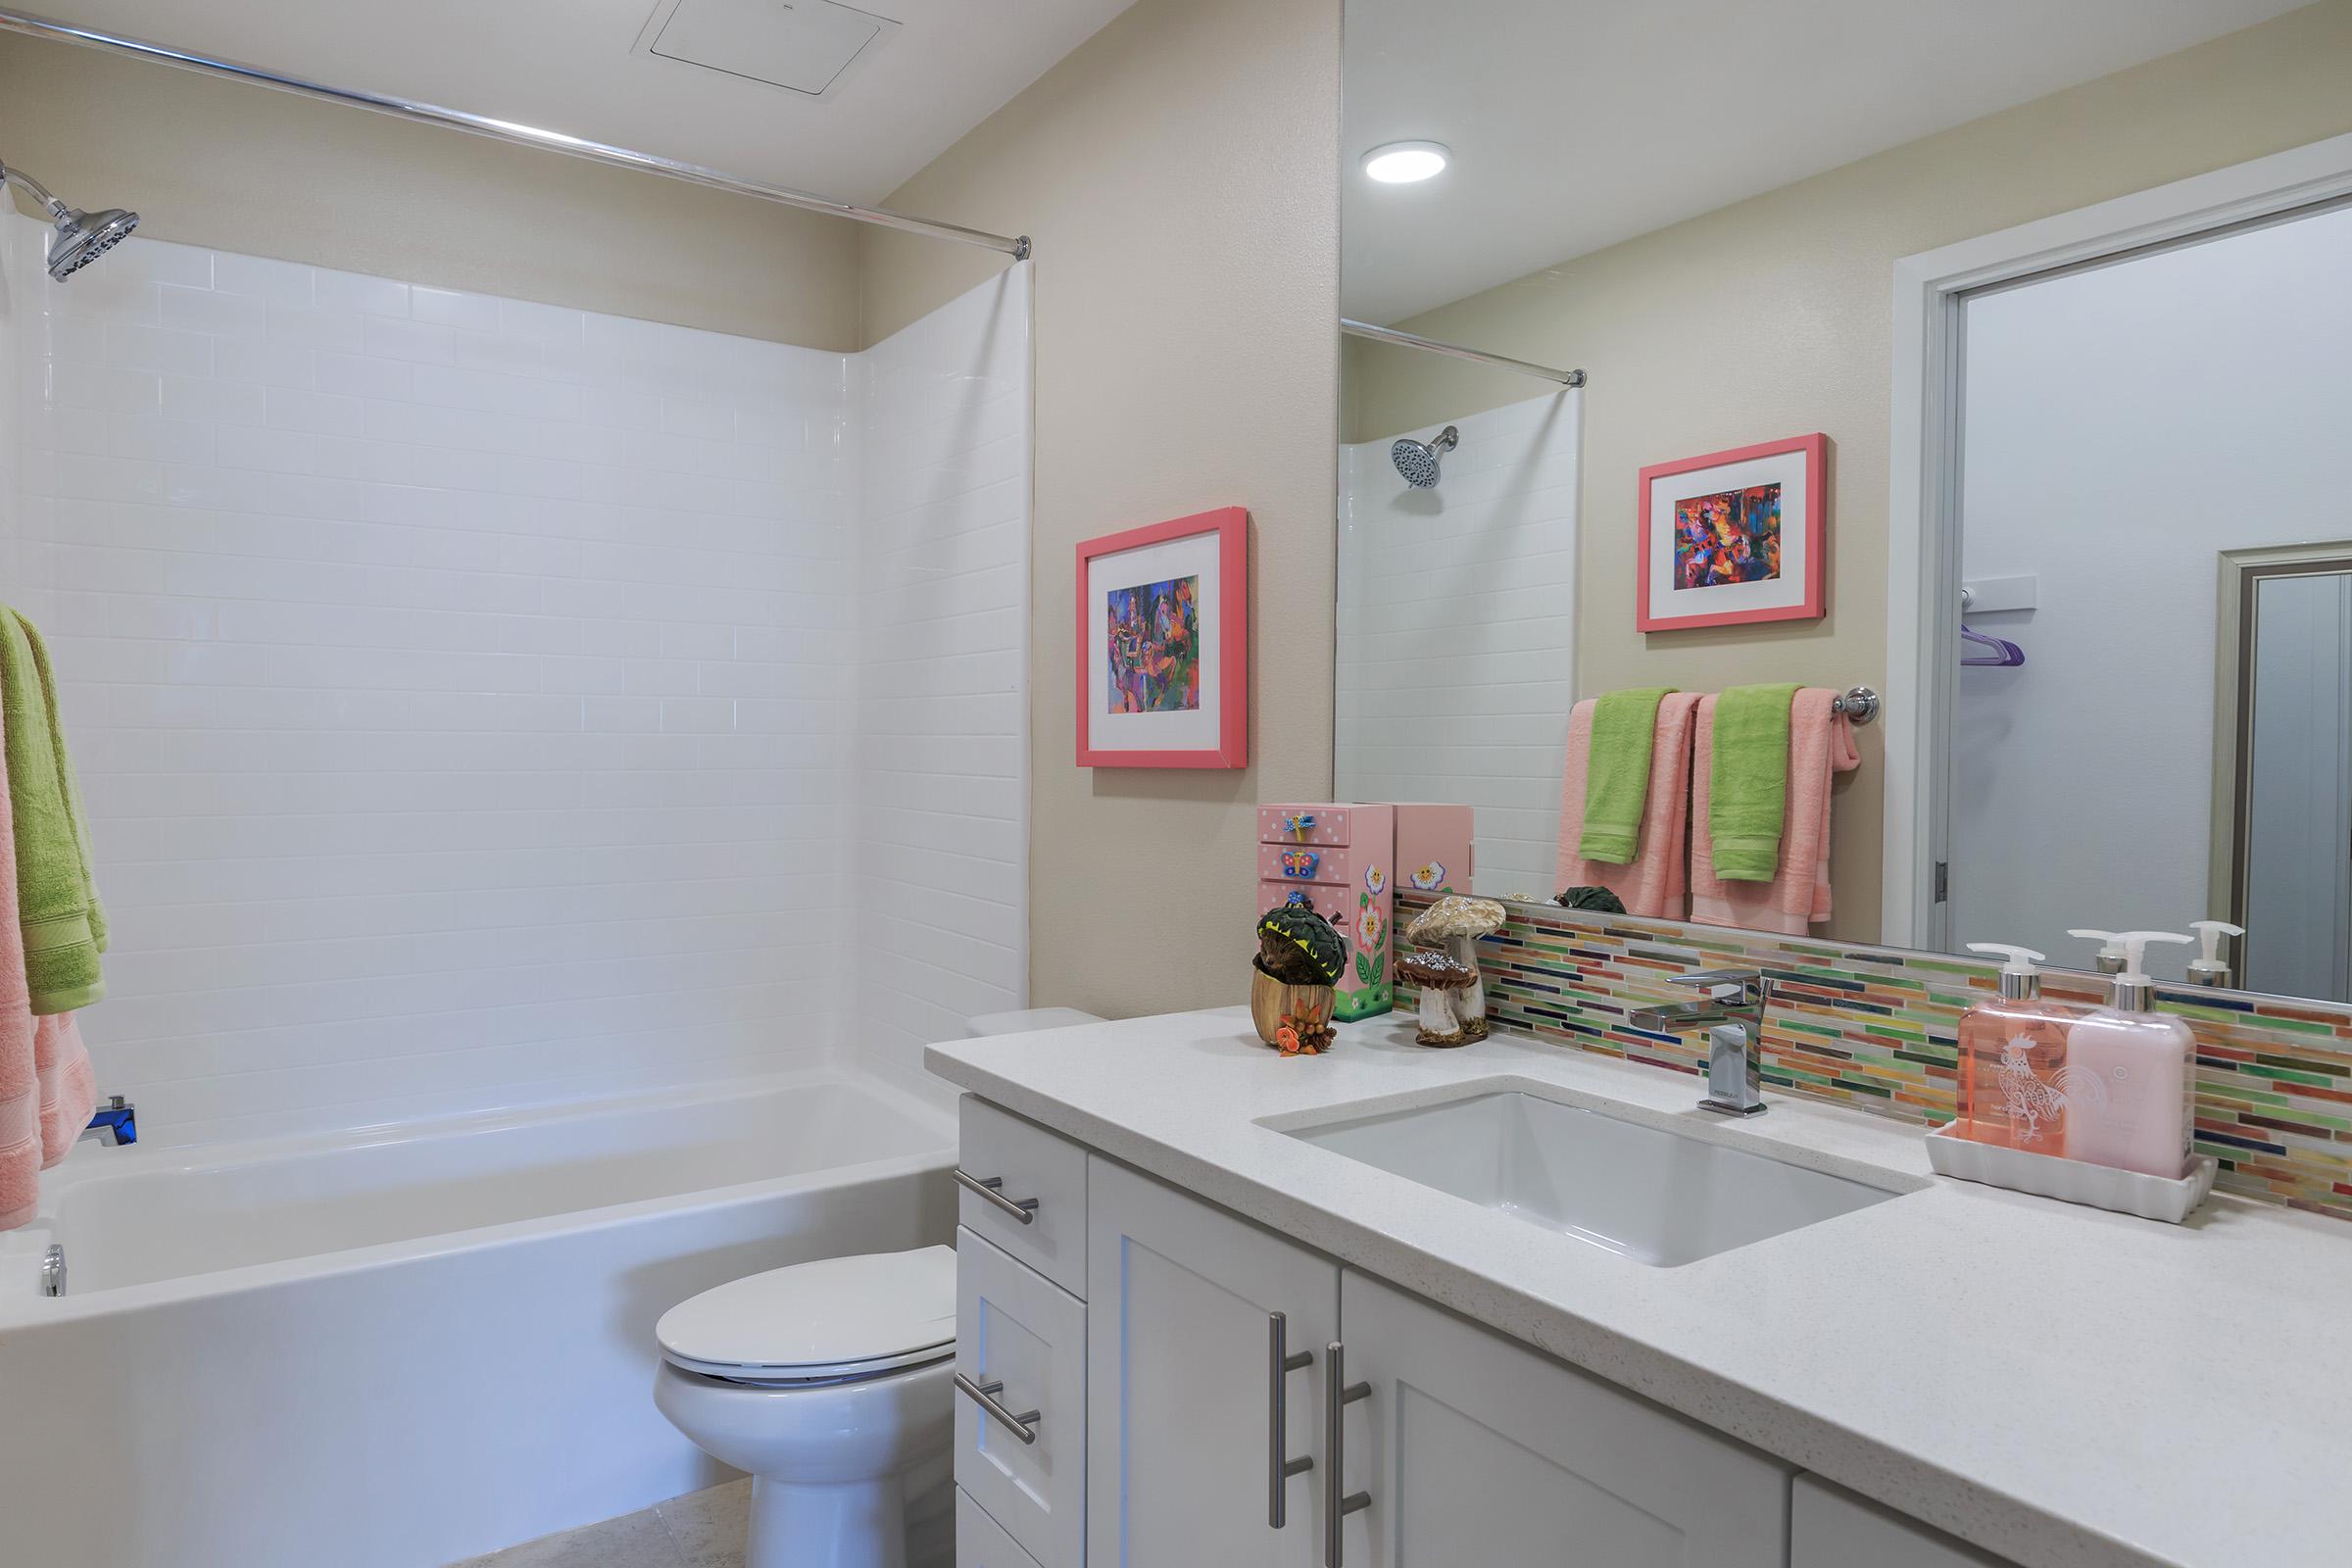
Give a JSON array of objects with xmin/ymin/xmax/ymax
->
[{"xmin": 1282, "ymin": 1090, "xmax": 1902, "ymax": 1266}]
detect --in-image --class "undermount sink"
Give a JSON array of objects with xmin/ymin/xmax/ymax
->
[{"xmin": 1281, "ymin": 1089, "xmax": 1903, "ymax": 1267}]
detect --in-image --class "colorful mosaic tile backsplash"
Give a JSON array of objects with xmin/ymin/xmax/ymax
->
[{"xmin": 1395, "ymin": 893, "xmax": 2352, "ymax": 1221}]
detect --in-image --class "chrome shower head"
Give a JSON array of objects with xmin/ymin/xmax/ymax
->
[
  {"xmin": 45, "ymin": 205, "xmax": 139, "ymax": 280},
  {"xmin": 1, "ymin": 157, "xmax": 140, "ymax": 281},
  {"xmin": 1391, "ymin": 425, "xmax": 1458, "ymax": 489}
]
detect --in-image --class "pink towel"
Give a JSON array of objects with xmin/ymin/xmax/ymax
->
[
  {"xmin": 2, "ymin": 732, "xmax": 42, "ymax": 1228},
  {"xmin": 1, "ymin": 701, "xmax": 95, "ymax": 1230},
  {"xmin": 1690, "ymin": 687, "xmax": 1859, "ymax": 935},
  {"xmin": 1555, "ymin": 692, "xmax": 1700, "ymax": 919}
]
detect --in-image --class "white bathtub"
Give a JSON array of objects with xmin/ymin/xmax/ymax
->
[{"xmin": 0, "ymin": 1068, "xmax": 957, "ymax": 1568}]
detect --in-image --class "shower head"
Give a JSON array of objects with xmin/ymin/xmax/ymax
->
[
  {"xmin": 1391, "ymin": 425, "xmax": 1458, "ymax": 489},
  {"xmin": 0, "ymin": 157, "xmax": 140, "ymax": 281},
  {"xmin": 45, "ymin": 205, "xmax": 140, "ymax": 280}
]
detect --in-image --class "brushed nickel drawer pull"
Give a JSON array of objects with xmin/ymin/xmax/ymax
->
[
  {"xmin": 1267, "ymin": 1311, "xmax": 1314, "ymax": 1527},
  {"xmin": 956, "ymin": 1168, "xmax": 1040, "ymax": 1225},
  {"xmin": 1323, "ymin": 1340, "xmax": 1371, "ymax": 1566},
  {"xmin": 955, "ymin": 1372, "xmax": 1041, "ymax": 1445}
]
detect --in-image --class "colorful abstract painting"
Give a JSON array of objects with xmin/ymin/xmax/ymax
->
[
  {"xmin": 1672, "ymin": 482, "xmax": 1783, "ymax": 589},
  {"xmin": 1105, "ymin": 574, "xmax": 1200, "ymax": 713}
]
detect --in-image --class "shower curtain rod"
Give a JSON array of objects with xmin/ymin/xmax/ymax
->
[
  {"xmin": 0, "ymin": 7, "xmax": 1031, "ymax": 261},
  {"xmin": 1341, "ymin": 318, "xmax": 1585, "ymax": 387}
]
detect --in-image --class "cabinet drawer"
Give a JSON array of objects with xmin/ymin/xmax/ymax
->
[
  {"xmin": 1259, "ymin": 806, "xmax": 1351, "ymax": 846},
  {"xmin": 1791, "ymin": 1476, "xmax": 2011, "ymax": 1567},
  {"xmin": 1257, "ymin": 841, "xmax": 1355, "ymax": 888},
  {"xmin": 956, "ymin": 1228, "xmax": 1086, "ymax": 1568},
  {"xmin": 958, "ymin": 1096, "xmax": 1087, "ymax": 1296},
  {"xmin": 956, "ymin": 1489, "xmax": 1047, "ymax": 1568}
]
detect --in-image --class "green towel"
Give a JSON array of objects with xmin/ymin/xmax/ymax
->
[
  {"xmin": 1708, "ymin": 682, "xmax": 1800, "ymax": 882},
  {"xmin": 1577, "ymin": 687, "xmax": 1673, "ymax": 863},
  {"xmin": 2, "ymin": 608, "xmax": 106, "ymax": 1013}
]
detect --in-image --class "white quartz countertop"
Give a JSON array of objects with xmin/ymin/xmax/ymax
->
[{"xmin": 925, "ymin": 1008, "xmax": 2352, "ymax": 1568}]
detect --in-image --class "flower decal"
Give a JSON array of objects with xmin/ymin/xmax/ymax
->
[
  {"xmin": 1363, "ymin": 863, "xmax": 1387, "ymax": 896},
  {"xmin": 1358, "ymin": 907, "xmax": 1385, "ymax": 951},
  {"xmin": 1409, "ymin": 860, "xmax": 1446, "ymax": 892}
]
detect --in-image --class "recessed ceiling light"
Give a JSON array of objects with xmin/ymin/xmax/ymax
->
[{"xmin": 1362, "ymin": 140, "xmax": 1450, "ymax": 184}]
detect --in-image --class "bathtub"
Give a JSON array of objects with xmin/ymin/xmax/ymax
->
[{"xmin": 0, "ymin": 1068, "xmax": 957, "ymax": 1568}]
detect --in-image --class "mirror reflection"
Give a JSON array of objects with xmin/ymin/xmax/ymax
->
[{"xmin": 1336, "ymin": 0, "xmax": 2352, "ymax": 1000}]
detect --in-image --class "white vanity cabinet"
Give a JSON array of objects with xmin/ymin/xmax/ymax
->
[
  {"xmin": 1335, "ymin": 1270, "xmax": 1791, "ymax": 1567},
  {"xmin": 1790, "ymin": 1477, "xmax": 2013, "ymax": 1568},
  {"xmin": 958, "ymin": 1100, "xmax": 2005, "ymax": 1568},
  {"xmin": 1086, "ymin": 1155, "xmax": 1340, "ymax": 1567},
  {"xmin": 1084, "ymin": 1154, "xmax": 1789, "ymax": 1568}
]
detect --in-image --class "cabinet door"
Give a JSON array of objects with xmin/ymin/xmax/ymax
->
[
  {"xmin": 1339, "ymin": 1270, "xmax": 1791, "ymax": 1568},
  {"xmin": 958, "ymin": 1228, "xmax": 1087, "ymax": 1568},
  {"xmin": 1088, "ymin": 1156, "xmax": 1340, "ymax": 1568},
  {"xmin": 1790, "ymin": 1477, "xmax": 2010, "ymax": 1568}
]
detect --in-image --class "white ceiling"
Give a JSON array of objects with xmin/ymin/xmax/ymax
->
[
  {"xmin": 1344, "ymin": 0, "xmax": 2308, "ymax": 322},
  {"xmin": 24, "ymin": 0, "xmax": 1137, "ymax": 205}
]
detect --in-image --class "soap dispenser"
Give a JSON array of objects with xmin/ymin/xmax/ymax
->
[
  {"xmin": 2062, "ymin": 930, "xmax": 2198, "ymax": 1179},
  {"xmin": 1955, "ymin": 944, "xmax": 2079, "ymax": 1154},
  {"xmin": 2187, "ymin": 920, "xmax": 2244, "ymax": 989}
]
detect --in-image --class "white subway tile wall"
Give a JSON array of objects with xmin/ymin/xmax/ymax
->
[
  {"xmin": 0, "ymin": 219, "xmax": 1029, "ymax": 1144},
  {"xmin": 1336, "ymin": 393, "xmax": 1582, "ymax": 898},
  {"xmin": 854, "ymin": 274, "xmax": 1031, "ymax": 1082}
]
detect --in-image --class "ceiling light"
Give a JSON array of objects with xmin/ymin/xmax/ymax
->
[{"xmin": 1362, "ymin": 140, "xmax": 1450, "ymax": 184}]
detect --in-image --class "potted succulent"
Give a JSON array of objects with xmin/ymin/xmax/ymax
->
[
  {"xmin": 1402, "ymin": 896, "xmax": 1508, "ymax": 1040},
  {"xmin": 1251, "ymin": 904, "xmax": 1347, "ymax": 1053}
]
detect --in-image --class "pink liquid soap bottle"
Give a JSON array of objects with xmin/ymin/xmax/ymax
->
[
  {"xmin": 1954, "ymin": 944, "xmax": 2082, "ymax": 1156},
  {"xmin": 2060, "ymin": 930, "xmax": 2199, "ymax": 1180}
]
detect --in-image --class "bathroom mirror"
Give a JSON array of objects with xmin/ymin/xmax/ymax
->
[{"xmin": 1335, "ymin": 0, "xmax": 2352, "ymax": 1001}]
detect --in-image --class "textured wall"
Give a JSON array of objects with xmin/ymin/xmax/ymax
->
[
  {"xmin": 1338, "ymin": 392, "xmax": 1581, "ymax": 898},
  {"xmin": 0, "ymin": 31, "xmax": 861, "ymax": 351},
  {"xmin": 858, "ymin": 0, "xmax": 1342, "ymax": 1019},
  {"xmin": 1345, "ymin": 0, "xmax": 2352, "ymax": 944},
  {"xmin": 854, "ymin": 267, "xmax": 1033, "ymax": 1081},
  {"xmin": 0, "ymin": 220, "xmax": 1028, "ymax": 1143}
]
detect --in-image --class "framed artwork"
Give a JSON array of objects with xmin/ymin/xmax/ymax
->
[
  {"xmin": 1637, "ymin": 433, "xmax": 1827, "ymax": 631},
  {"xmin": 1074, "ymin": 507, "xmax": 1249, "ymax": 768}
]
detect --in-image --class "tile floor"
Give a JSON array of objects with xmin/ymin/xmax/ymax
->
[{"xmin": 450, "ymin": 1479, "xmax": 748, "ymax": 1568}]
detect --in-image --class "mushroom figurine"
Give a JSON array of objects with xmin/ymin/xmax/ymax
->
[
  {"xmin": 1403, "ymin": 896, "xmax": 1508, "ymax": 1040},
  {"xmin": 1395, "ymin": 949, "xmax": 1476, "ymax": 1046}
]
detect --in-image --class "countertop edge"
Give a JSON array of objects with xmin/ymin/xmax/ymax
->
[{"xmin": 925, "ymin": 1038, "xmax": 2172, "ymax": 1568}]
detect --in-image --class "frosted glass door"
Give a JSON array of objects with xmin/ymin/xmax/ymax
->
[{"xmin": 2241, "ymin": 570, "xmax": 2352, "ymax": 1001}]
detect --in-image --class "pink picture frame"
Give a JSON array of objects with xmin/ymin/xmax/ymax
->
[
  {"xmin": 1074, "ymin": 507, "xmax": 1249, "ymax": 768},
  {"xmin": 1637, "ymin": 433, "xmax": 1827, "ymax": 632}
]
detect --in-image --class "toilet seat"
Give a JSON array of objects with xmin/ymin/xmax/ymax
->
[{"xmin": 657, "ymin": 1245, "xmax": 956, "ymax": 1385}]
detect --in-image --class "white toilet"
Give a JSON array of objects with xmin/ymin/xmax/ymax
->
[
  {"xmin": 653, "ymin": 1246, "xmax": 958, "ymax": 1568},
  {"xmin": 654, "ymin": 1009, "xmax": 1102, "ymax": 1567}
]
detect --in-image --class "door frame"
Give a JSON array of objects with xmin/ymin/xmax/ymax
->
[
  {"xmin": 2215, "ymin": 547, "xmax": 2352, "ymax": 997},
  {"xmin": 1882, "ymin": 129, "xmax": 2352, "ymax": 948}
]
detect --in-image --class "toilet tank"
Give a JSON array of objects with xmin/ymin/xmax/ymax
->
[{"xmin": 965, "ymin": 1007, "xmax": 1104, "ymax": 1038}]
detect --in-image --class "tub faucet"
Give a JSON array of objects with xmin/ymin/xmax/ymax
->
[
  {"xmin": 80, "ymin": 1096, "xmax": 136, "ymax": 1147},
  {"xmin": 1628, "ymin": 968, "xmax": 1770, "ymax": 1116}
]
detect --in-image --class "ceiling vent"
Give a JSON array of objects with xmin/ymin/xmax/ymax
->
[{"xmin": 633, "ymin": 0, "xmax": 901, "ymax": 101}]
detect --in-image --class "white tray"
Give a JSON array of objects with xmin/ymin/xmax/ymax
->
[{"xmin": 1926, "ymin": 1124, "xmax": 2217, "ymax": 1224}]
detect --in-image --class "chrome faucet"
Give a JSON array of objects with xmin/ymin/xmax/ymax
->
[
  {"xmin": 79, "ymin": 1096, "xmax": 135, "ymax": 1148},
  {"xmin": 1628, "ymin": 968, "xmax": 1770, "ymax": 1116}
]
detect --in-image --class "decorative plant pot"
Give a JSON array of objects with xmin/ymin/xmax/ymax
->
[{"xmin": 1250, "ymin": 970, "xmax": 1336, "ymax": 1049}]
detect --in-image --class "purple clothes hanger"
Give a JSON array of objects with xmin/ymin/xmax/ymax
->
[{"xmin": 1961, "ymin": 623, "xmax": 2026, "ymax": 667}]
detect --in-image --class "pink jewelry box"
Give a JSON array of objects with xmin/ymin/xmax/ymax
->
[
  {"xmin": 1258, "ymin": 804, "xmax": 1395, "ymax": 1020},
  {"xmin": 1391, "ymin": 804, "xmax": 1474, "ymax": 898}
]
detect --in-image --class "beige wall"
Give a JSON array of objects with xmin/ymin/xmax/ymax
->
[
  {"xmin": 860, "ymin": 0, "xmax": 1342, "ymax": 1018},
  {"xmin": 0, "ymin": 32, "xmax": 860, "ymax": 349},
  {"xmin": 1344, "ymin": 0, "xmax": 2352, "ymax": 942}
]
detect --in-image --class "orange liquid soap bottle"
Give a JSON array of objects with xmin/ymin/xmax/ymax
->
[{"xmin": 1955, "ymin": 943, "xmax": 2082, "ymax": 1155}]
